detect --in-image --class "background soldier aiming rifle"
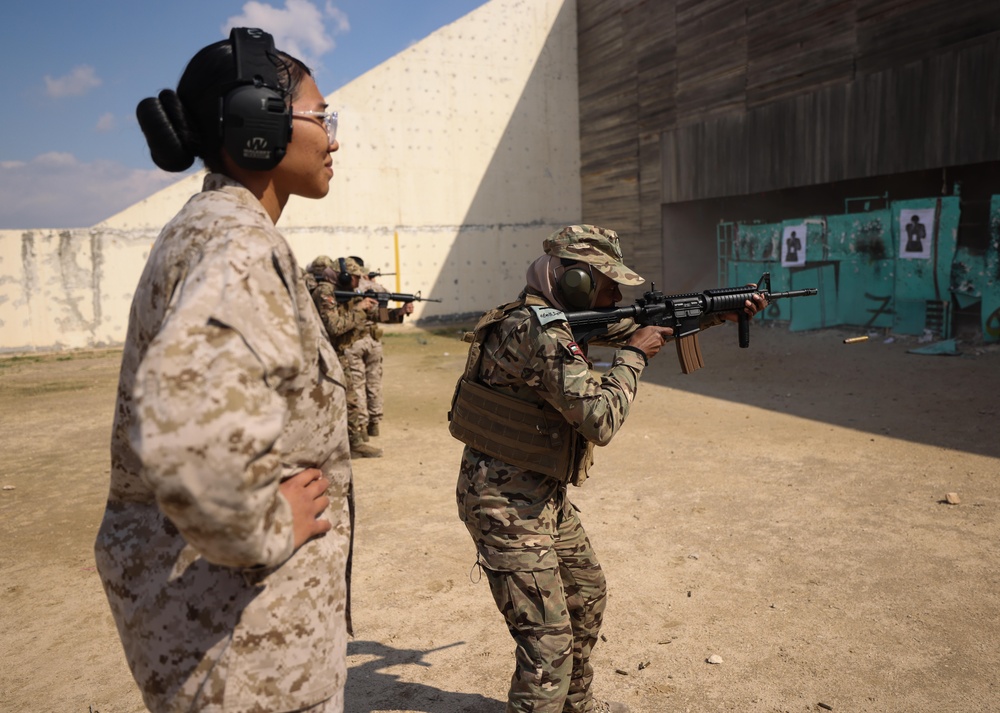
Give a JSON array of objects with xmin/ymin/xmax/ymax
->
[
  {"xmin": 307, "ymin": 255, "xmax": 384, "ymax": 458},
  {"xmin": 338, "ymin": 256, "xmax": 441, "ymax": 447}
]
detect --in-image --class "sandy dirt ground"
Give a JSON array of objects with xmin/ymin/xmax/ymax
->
[{"xmin": 1, "ymin": 321, "xmax": 999, "ymax": 713}]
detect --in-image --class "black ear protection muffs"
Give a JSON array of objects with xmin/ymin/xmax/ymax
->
[
  {"xmin": 557, "ymin": 259, "xmax": 597, "ymax": 310},
  {"xmin": 337, "ymin": 257, "xmax": 354, "ymax": 289},
  {"xmin": 221, "ymin": 27, "xmax": 293, "ymax": 171}
]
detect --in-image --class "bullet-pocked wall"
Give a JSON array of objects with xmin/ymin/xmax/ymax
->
[
  {"xmin": 0, "ymin": 0, "xmax": 580, "ymax": 352},
  {"xmin": 720, "ymin": 193, "xmax": 1000, "ymax": 343}
]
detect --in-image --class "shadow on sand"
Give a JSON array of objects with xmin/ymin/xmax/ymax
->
[{"xmin": 345, "ymin": 639, "xmax": 504, "ymax": 713}]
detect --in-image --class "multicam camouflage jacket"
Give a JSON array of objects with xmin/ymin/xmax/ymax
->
[
  {"xmin": 358, "ymin": 275, "xmax": 408, "ymax": 328},
  {"xmin": 94, "ymin": 173, "xmax": 352, "ymax": 713},
  {"xmin": 455, "ymin": 292, "xmax": 646, "ymax": 572},
  {"xmin": 311, "ymin": 281, "xmax": 372, "ymax": 351}
]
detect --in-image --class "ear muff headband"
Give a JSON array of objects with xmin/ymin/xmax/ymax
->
[
  {"xmin": 557, "ymin": 260, "xmax": 597, "ymax": 310},
  {"xmin": 337, "ymin": 257, "xmax": 354, "ymax": 288},
  {"xmin": 221, "ymin": 28, "xmax": 293, "ymax": 171}
]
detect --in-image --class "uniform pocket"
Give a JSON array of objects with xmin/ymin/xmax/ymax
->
[{"xmin": 477, "ymin": 543, "xmax": 558, "ymax": 572}]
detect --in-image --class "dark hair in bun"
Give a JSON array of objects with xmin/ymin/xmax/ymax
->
[{"xmin": 135, "ymin": 39, "xmax": 311, "ymax": 173}]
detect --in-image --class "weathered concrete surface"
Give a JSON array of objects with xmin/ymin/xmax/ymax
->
[{"xmin": 1, "ymin": 0, "xmax": 581, "ymax": 352}]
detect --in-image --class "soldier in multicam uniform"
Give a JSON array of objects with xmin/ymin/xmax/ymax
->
[
  {"xmin": 449, "ymin": 225, "xmax": 767, "ymax": 713},
  {"xmin": 344, "ymin": 256, "xmax": 414, "ymax": 441},
  {"xmin": 94, "ymin": 30, "xmax": 352, "ymax": 713},
  {"xmin": 307, "ymin": 255, "xmax": 384, "ymax": 458}
]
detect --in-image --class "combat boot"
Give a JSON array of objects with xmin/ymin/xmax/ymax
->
[
  {"xmin": 367, "ymin": 422, "xmax": 380, "ymax": 438},
  {"xmin": 349, "ymin": 432, "xmax": 382, "ymax": 458}
]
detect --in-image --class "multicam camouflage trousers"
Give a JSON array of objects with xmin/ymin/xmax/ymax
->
[{"xmin": 482, "ymin": 506, "xmax": 608, "ymax": 713}]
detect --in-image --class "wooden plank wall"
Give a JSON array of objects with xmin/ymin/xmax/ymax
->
[
  {"xmin": 577, "ymin": 0, "xmax": 641, "ymax": 274},
  {"xmin": 577, "ymin": 0, "xmax": 1000, "ymax": 284},
  {"xmin": 663, "ymin": 32, "xmax": 1000, "ymax": 203},
  {"xmin": 578, "ymin": 0, "xmax": 675, "ymax": 285}
]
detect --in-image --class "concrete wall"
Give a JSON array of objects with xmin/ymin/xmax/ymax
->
[
  {"xmin": 0, "ymin": 0, "xmax": 580, "ymax": 352},
  {"xmin": 0, "ymin": 227, "xmax": 158, "ymax": 351}
]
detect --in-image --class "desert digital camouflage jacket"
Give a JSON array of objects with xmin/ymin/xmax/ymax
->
[
  {"xmin": 456, "ymin": 293, "xmax": 646, "ymax": 571},
  {"xmin": 94, "ymin": 173, "xmax": 352, "ymax": 713}
]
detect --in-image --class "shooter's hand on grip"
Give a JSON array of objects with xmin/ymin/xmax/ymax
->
[{"xmin": 627, "ymin": 325, "xmax": 675, "ymax": 360}]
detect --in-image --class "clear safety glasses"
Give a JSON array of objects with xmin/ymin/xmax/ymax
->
[{"xmin": 292, "ymin": 110, "xmax": 338, "ymax": 145}]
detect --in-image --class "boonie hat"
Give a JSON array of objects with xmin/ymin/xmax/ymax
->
[
  {"xmin": 542, "ymin": 224, "xmax": 644, "ymax": 286},
  {"xmin": 308, "ymin": 255, "xmax": 335, "ymax": 272}
]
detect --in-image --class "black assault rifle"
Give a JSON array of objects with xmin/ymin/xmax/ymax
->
[
  {"xmin": 366, "ymin": 270, "xmax": 396, "ymax": 279},
  {"xmin": 333, "ymin": 289, "xmax": 442, "ymax": 306},
  {"xmin": 566, "ymin": 272, "xmax": 817, "ymax": 374}
]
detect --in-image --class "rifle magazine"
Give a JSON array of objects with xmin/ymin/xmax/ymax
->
[{"xmin": 676, "ymin": 333, "xmax": 704, "ymax": 374}]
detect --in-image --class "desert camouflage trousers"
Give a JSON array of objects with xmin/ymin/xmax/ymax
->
[
  {"xmin": 481, "ymin": 505, "xmax": 608, "ymax": 713},
  {"xmin": 294, "ymin": 690, "xmax": 344, "ymax": 712},
  {"xmin": 338, "ymin": 353, "xmax": 364, "ymax": 437},
  {"xmin": 344, "ymin": 333, "xmax": 384, "ymax": 428}
]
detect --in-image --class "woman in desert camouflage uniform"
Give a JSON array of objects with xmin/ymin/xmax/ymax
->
[
  {"xmin": 450, "ymin": 225, "xmax": 767, "ymax": 713},
  {"xmin": 94, "ymin": 29, "xmax": 351, "ymax": 713}
]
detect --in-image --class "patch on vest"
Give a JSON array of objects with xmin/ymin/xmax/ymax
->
[
  {"xmin": 566, "ymin": 341, "xmax": 585, "ymax": 358},
  {"xmin": 530, "ymin": 305, "xmax": 566, "ymax": 327}
]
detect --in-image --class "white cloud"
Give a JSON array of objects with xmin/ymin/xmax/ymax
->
[
  {"xmin": 0, "ymin": 153, "xmax": 180, "ymax": 229},
  {"xmin": 324, "ymin": 2, "xmax": 350, "ymax": 32},
  {"xmin": 96, "ymin": 113, "xmax": 116, "ymax": 132},
  {"xmin": 222, "ymin": 0, "xmax": 348, "ymax": 69},
  {"xmin": 44, "ymin": 65, "xmax": 102, "ymax": 98},
  {"xmin": 34, "ymin": 151, "xmax": 77, "ymax": 167}
]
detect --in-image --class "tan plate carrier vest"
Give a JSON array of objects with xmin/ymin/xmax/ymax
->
[{"xmin": 448, "ymin": 295, "xmax": 592, "ymax": 485}]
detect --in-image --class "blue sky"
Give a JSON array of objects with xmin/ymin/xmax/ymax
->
[{"xmin": 0, "ymin": 0, "xmax": 489, "ymax": 229}]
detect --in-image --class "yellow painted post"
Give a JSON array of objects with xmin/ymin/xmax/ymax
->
[{"xmin": 393, "ymin": 230, "xmax": 401, "ymax": 292}]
